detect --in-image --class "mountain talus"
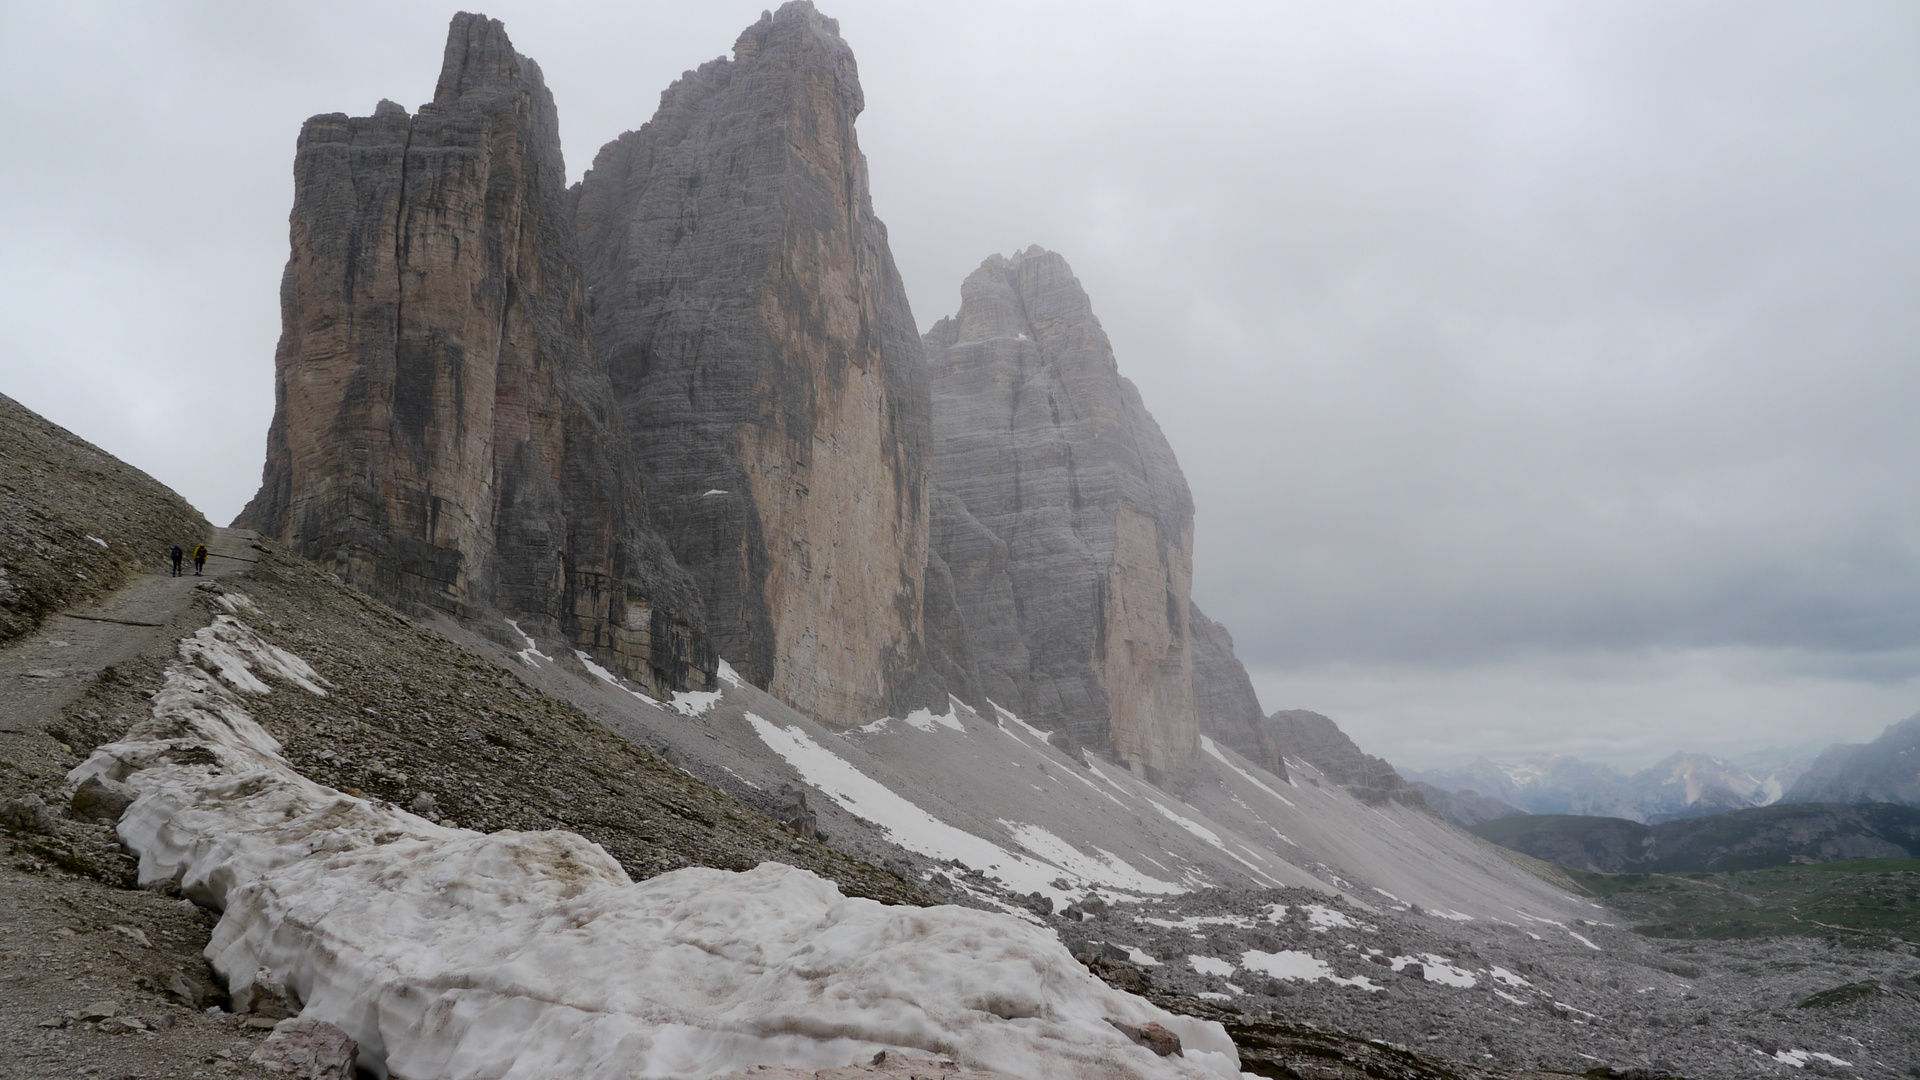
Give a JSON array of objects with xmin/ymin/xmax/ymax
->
[
  {"xmin": 925, "ymin": 248, "xmax": 1199, "ymax": 778},
  {"xmin": 571, "ymin": 2, "xmax": 943, "ymax": 725},
  {"xmin": 235, "ymin": 14, "xmax": 711, "ymax": 697}
]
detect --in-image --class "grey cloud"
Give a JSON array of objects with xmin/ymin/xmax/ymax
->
[{"xmin": 4, "ymin": 0, "xmax": 1916, "ymax": 763}]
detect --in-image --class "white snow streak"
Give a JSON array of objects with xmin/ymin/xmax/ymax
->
[{"xmin": 73, "ymin": 603, "xmax": 1238, "ymax": 1080}]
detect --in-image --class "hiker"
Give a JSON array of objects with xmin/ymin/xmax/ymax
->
[
  {"xmin": 170, "ymin": 544, "xmax": 183, "ymax": 577},
  {"xmin": 192, "ymin": 543, "xmax": 208, "ymax": 576}
]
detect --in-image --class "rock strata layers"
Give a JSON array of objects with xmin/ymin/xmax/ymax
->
[
  {"xmin": 571, "ymin": 2, "xmax": 941, "ymax": 725},
  {"xmin": 1266, "ymin": 709, "xmax": 1425, "ymax": 807},
  {"xmin": 235, "ymin": 14, "xmax": 710, "ymax": 697},
  {"xmin": 925, "ymin": 248, "xmax": 1198, "ymax": 779}
]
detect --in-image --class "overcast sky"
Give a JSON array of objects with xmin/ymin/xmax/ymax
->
[{"xmin": 4, "ymin": 1, "xmax": 1917, "ymax": 769}]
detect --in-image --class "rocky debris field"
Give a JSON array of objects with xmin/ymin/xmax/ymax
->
[
  {"xmin": 0, "ymin": 392, "xmax": 207, "ymax": 648},
  {"xmin": 2, "ymin": 524, "xmax": 1915, "ymax": 1078},
  {"xmin": 1034, "ymin": 883, "xmax": 1920, "ymax": 1079}
]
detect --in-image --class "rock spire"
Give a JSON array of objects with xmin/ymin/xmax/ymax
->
[
  {"xmin": 925, "ymin": 248, "xmax": 1199, "ymax": 779},
  {"xmin": 236, "ymin": 13, "xmax": 712, "ymax": 696},
  {"xmin": 571, "ymin": 1, "xmax": 944, "ymax": 724}
]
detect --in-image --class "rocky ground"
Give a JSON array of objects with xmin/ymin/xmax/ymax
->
[
  {"xmin": 0, "ymin": 392, "xmax": 207, "ymax": 649},
  {"xmin": 1037, "ymin": 885, "xmax": 1920, "ymax": 1079},
  {"xmin": 2, "ymin": 524, "xmax": 1914, "ymax": 1078}
]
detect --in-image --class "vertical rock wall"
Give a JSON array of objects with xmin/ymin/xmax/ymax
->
[
  {"xmin": 236, "ymin": 14, "xmax": 711, "ymax": 696},
  {"xmin": 1188, "ymin": 601, "xmax": 1283, "ymax": 780},
  {"xmin": 925, "ymin": 248, "xmax": 1198, "ymax": 779},
  {"xmin": 571, "ymin": 2, "xmax": 939, "ymax": 725}
]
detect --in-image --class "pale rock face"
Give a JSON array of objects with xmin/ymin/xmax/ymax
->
[
  {"xmin": 925, "ymin": 248, "xmax": 1198, "ymax": 779},
  {"xmin": 572, "ymin": 1, "xmax": 939, "ymax": 725},
  {"xmin": 236, "ymin": 14, "xmax": 711, "ymax": 697}
]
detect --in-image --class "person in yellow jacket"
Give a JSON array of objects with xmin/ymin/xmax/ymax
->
[{"xmin": 192, "ymin": 543, "xmax": 208, "ymax": 576}]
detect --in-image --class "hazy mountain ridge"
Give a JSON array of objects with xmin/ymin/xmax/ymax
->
[
  {"xmin": 1784, "ymin": 715, "xmax": 1920, "ymax": 808},
  {"xmin": 1408, "ymin": 749, "xmax": 1814, "ymax": 824},
  {"xmin": 1468, "ymin": 802, "xmax": 1920, "ymax": 874}
]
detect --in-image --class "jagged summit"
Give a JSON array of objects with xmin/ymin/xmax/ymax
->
[
  {"xmin": 235, "ymin": 13, "xmax": 712, "ymax": 698},
  {"xmin": 432, "ymin": 11, "xmax": 532, "ymax": 103},
  {"xmin": 571, "ymin": 1, "xmax": 942, "ymax": 726},
  {"xmin": 925, "ymin": 247, "xmax": 1200, "ymax": 779}
]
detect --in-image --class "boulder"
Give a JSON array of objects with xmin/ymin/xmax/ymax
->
[
  {"xmin": 70, "ymin": 775, "xmax": 136, "ymax": 823},
  {"xmin": 250, "ymin": 1017, "xmax": 359, "ymax": 1080}
]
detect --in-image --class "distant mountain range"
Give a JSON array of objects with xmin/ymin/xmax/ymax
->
[
  {"xmin": 1408, "ymin": 715, "xmax": 1920, "ymax": 829},
  {"xmin": 1404, "ymin": 749, "xmax": 1818, "ymax": 825},
  {"xmin": 1785, "ymin": 716, "xmax": 1920, "ymax": 806},
  {"xmin": 1467, "ymin": 802, "xmax": 1920, "ymax": 874}
]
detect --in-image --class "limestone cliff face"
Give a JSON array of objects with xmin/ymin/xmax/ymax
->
[
  {"xmin": 925, "ymin": 248, "xmax": 1197, "ymax": 779},
  {"xmin": 237, "ymin": 14, "xmax": 711, "ymax": 696},
  {"xmin": 1189, "ymin": 602, "xmax": 1284, "ymax": 780},
  {"xmin": 1267, "ymin": 710, "xmax": 1426, "ymax": 808},
  {"xmin": 571, "ymin": 2, "xmax": 939, "ymax": 725}
]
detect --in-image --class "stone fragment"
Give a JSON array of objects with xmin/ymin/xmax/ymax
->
[
  {"xmin": 250, "ymin": 1017, "xmax": 359, "ymax": 1080},
  {"xmin": 409, "ymin": 792, "xmax": 438, "ymax": 818},
  {"xmin": 70, "ymin": 774, "xmax": 137, "ymax": 823},
  {"xmin": 1108, "ymin": 1018, "xmax": 1182, "ymax": 1057},
  {"xmin": 233, "ymin": 966, "xmax": 299, "ymax": 1019},
  {"xmin": 78, "ymin": 1000, "xmax": 119, "ymax": 1021},
  {"xmin": 0, "ymin": 793, "xmax": 57, "ymax": 834}
]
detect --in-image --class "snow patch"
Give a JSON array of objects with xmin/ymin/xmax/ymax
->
[
  {"xmin": 181, "ymin": 612, "xmax": 330, "ymax": 696},
  {"xmin": 1567, "ymin": 931, "xmax": 1602, "ymax": 951},
  {"xmin": 1775, "ymin": 1049, "xmax": 1853, "ymax": 1069},
  {"xmin": 1239, "ymin": 950, "xmax": 1382, "ymax": 992},
  {"xmin": 1396, "ymin": 955, "xmax": 1475, "ymax": 988},
  {"xmin": 1198, "ymin": 736, "xmax": 1294, "ymax": 808},
  {"xmin": 87, "ymin": 534, "xmax": 108, "ymax": 548},
  {"xmin": 901, "ymin": 699, "xmax": 965, "ymax": 732},
  {"xmin": 1188, "ymin": 955, "xmax": 1235, "ymax": 978},
  {"xmin": 1489, "ymin": 966, "xmax": 1531, "ymax": 988},
  {"xmin": 1127, "ymin": 948, "xmax": 1160, "ymax": 967},
  {"xmin": 1001, "ymin": 822, "xmax": 1183, "ymax": 896},
  {"xmin": 505, "ymin": 620, "xmax": 551, "ymax": 667},
  {"xmin": 74, "ymin": 619, "xmax": 1238, "ymax": 1080},
  {"xmin": 1301, "ymin": 905, "xmax": 1354, "ymax": 932},
  {"xmin": 746, "ymin": 715, "xmax": 1157, "ymax": 904},
  {"xmin": 667, "ymin": 689, "xmax": 724, "ymax": 717},
  {"xmin": 717, "ymin": 659, "xmax": 747, "ymax": 689}
]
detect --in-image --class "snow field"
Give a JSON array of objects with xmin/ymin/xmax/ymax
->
[{"xmin": 72, "ymin": 601, "xmax": 1241, "ymax": 1080}]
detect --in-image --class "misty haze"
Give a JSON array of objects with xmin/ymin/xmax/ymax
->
[{"xmin": 1, "ymin": 3, "xmax": 1917, "ymax": 1079}]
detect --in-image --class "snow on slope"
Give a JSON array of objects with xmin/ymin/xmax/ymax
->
[
  {"xmin": 741, "ymin": 693, "xmax": 1589, "ymax": 926},
  {"xmin": 70, "ymin": 598, "xmax": 1240, "ymax": 1080},
  {"xmin": 512, "ymin": 632, "xmax": 1595, "ymax": 930}
]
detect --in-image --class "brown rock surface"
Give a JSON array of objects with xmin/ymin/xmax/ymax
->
[
  {"xmin": 235, "ymin": 14, "xmax": 710, "ymax": 698},
  {"xmin": 925, "ymin": 248, "xmax": 1198, "ymax": 779},
  {"xmin": 571, "ymin": 2, "xmax": 941, "ymax": 725}
]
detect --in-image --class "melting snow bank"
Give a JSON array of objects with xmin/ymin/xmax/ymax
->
[{"xmin": 71, "ymin": 601, "xmax": 1238, "ymax": 1080}]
